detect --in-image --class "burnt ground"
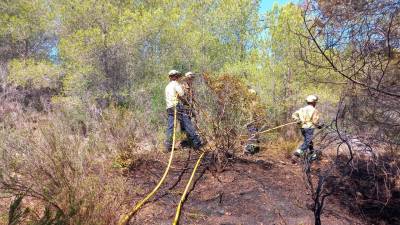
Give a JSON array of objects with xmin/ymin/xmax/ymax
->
[{"xmin": 123, "ymin": 150, "xmax": 367, "ymax": 225}]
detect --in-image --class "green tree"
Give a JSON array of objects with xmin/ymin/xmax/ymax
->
[
  {"xmin": 0, "ymin": 0, "xmax": 54, "ymax": 59},
  {"xmin": 263, "ymin": 3, "xmax": 340, "ymax": 121},
  {"xmin": 0, "ymin": 0, "xmax": 55, "ymax": 85}
]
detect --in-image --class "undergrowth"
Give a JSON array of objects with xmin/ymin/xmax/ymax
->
[{"xmin": 0, "ymin": 100, "xmax": 151, "ymax": 224}]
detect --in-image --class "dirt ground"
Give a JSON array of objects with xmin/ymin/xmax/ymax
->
[
  {"xmin": 2, "ymin": 146, "xmax": 396, "ymax": 225},
  {"xmin": 124, "ymin": 149, "xmax": 367, "ymax": 225}
]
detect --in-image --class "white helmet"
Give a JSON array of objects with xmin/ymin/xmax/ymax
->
[
  {"xmin": 168, "ymin": 70, "xmax": 181, "ymax": 76},
  {"xmin": 185, "ymin": 71, "xmax": 195, "ymax": 78},
  {"xmin": 248, "ymin": 88, "xmax": 257, "ymax": 95},
  {"xmin": 306, "ymin": 95, "xmax": 318, "ymax": 103}
]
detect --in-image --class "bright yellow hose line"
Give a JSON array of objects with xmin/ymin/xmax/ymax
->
[
  {"xmin": 172, "ymin": 151, "xmax": 205, "ymax": 225},
  {"xmin": 118, "ymin": 106, "xmax": 178, "ymax": 225},
  {"xmin": 239, "ymin": 121, "xmax": 299, "ymax": 140},
  {"xmin": 257, "ymin": 121, "xmax": 297, "ymax": 135}
]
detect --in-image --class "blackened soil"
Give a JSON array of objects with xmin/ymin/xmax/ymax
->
[{"xmin": 124, "ymin": 151, "xmax": 365, "ymax": 225}]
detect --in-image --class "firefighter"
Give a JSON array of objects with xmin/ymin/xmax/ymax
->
[
  {"xmin": 244, "ymin": 88, "xmax": 261, "ymax": 155},
  {"xmin": 182, "ymin": 71, "xmax": 196, "ymax": 117},
  {"xmin": 164, "ymin": 70, "xmax": 203, "ymax": 152},
  {"xmin": 179, "ymin": 71, "xmax": 198, "ymax": 148},
  {"xmin": 292, "ymin": 95, "xmax": 323, "ymax": 159}
]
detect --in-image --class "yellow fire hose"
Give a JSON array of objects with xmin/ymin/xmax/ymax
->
[
  {"xmin": 119, "ymin": 88, "xmax": 297, "ymax": 225},
  {"xmin": 239, "ymin": 121, "xmax": 298, "ymax": 140},
  {"xmin": 172, "ymin": 151, "xmax": 206, "ymax": 225},
  {"xmin": 171, "ymin": 123, "xmax": 297, "ymax": 225},
  {"xmin": 118, "ymin": 106, "xmax": 178, "ymax": 225},
  {"xmin": 170, "ymin": 122, "xmax": 298, "ymax": 225},
  {"xmin": 257, "ymin": 121, "xmax": 297, "ymax": 135}
]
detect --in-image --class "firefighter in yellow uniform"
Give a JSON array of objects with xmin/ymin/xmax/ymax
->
[
  {"xmin": 164, "ymin": 70, "xmax": 203, "ymax": 152},
  {"xmin": 292, "ymin": 95, "xmax": 323, "ymax": 160}
]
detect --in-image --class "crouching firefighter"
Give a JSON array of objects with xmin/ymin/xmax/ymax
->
[
  {"xmin": 164, "ymin": 70, "xmax": 204, "ymax": 152},
  {"xmin": 244, "ymin": 88, "xmax": 261, "ymax": 155},
  {"xmin": 292, "ymin": 95, "xmax": 324, "ymax": 160}
]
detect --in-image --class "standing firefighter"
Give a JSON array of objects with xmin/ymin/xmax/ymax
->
[
  {"xmin": 292, "ymin": 95, "xmax": 323, "ymax": 159},
  {"xmin": 179, "ymin": 71, "xmax": 197, "ymax": 148},
  {"xmin": 182, "ymin": 71, "xmax": 196, "ymax": 117},
  {"xmin": 164, "ymin": 70, "xmax": 203, "ymax": 152}
]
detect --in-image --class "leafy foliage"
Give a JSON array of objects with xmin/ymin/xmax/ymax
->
[
  {"xmin": 8, "ymin": 59, "xmax": 61, "ymax": 88},
  {"xmin": 3, "ymin": 0, "xmax": 397, "ymax": 224}
]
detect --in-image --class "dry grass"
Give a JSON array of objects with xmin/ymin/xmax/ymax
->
[
  {"xmin": 0, "ymin": 101, "xmax": 152, "ymax": 224},
  {"xmin": 258, "ymin": 136, "xmax": 301, "ymax": 160}
]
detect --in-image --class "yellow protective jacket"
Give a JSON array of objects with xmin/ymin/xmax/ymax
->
[
  {"xmin": 165, "ymin": 80, "xmax": 184, "ymax": 109},
  {"xmin": 292, "ymin": 105, "xmax": 320, "ymax": 129}
]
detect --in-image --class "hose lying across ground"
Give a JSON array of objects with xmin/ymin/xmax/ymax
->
[
  {"xmin": 118, "ymin": 106, "xmax": 178, "ymax": 225},
  {"xmin": 119, "ymin": 102, "xmax": 299, "ymax": 224},
  {"xmin": 173, "ymin": 151, "xmax": 206, "ymax": 225}
]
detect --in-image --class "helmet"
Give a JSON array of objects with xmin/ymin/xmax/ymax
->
[
  {"xmin": 168, "ymin": 70, "xmax": 181, "ymax": 76},
  {"xmin": 248, "ymin": 88, "xmax": 257, "ymax": 95},
  {"xmin": 185, "ymin": 71, "xmax": 195, "ymax": 78},
  {"xmin": 306, "ymin": 95, "xmax": 318, "ymax": 103}
]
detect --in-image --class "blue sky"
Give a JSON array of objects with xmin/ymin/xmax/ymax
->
[{"xmin": 259, "ymin": 0, "xmax": 294, "ymax": 12}]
